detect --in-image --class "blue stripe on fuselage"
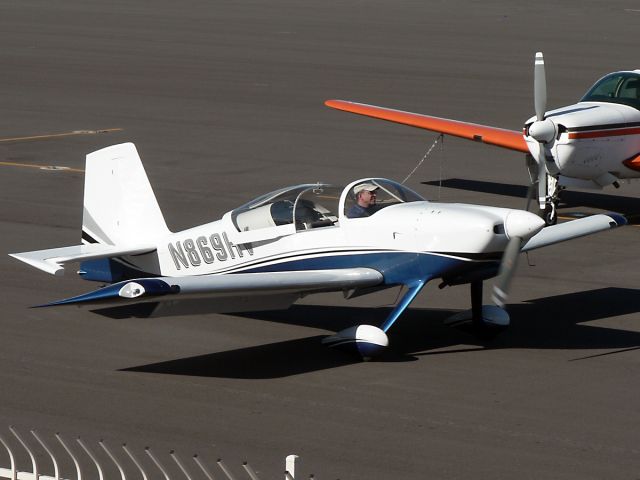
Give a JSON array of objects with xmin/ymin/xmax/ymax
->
[{"xmin": 241, "ymin": 251, "xmax": 468, "ymax": 285}]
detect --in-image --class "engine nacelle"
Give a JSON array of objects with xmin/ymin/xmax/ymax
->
[{"xmin": 322, "ymin": 325, "xmax": 389, "ymax": 359}]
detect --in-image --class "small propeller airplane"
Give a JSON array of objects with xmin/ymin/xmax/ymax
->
[
  {"xmin": 10, "ymin": 143, "xmax": 626, "ymax": 358},
  {"xmin": 325, "ymin": 52, "xmax": 640, "ymax": 225}
]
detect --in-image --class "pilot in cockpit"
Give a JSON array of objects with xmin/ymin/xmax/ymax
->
[{"xmin": 346, "ymin": 183, "xmax": 379, "ymax": 218}]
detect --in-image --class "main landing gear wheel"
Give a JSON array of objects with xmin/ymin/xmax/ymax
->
[
  {"xmin": 542, "ymin": 202, "xmax": 557, "ymax": 226},
  {"xmin": 322, "ymin": 325, "xmax": 389, "ymax": 360},
  {"xmin": 444, "ymin": 281, "xmax": 510, "ymax": 340}
]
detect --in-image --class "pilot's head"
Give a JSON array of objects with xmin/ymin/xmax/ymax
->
[{"xmin": 353, "ymin": 183, "xmax": 379, "ymax": 207}]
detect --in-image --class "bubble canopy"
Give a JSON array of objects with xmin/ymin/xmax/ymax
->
[{"xmin": 231, "ymin": 179, "xmax": 425, "ymax": 232}]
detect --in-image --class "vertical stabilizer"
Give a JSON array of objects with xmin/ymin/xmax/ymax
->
[{"xmin": 82, "ymin": 143, "xmax": 170, "ymax": 246}]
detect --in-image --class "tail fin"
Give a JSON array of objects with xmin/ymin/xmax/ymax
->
[{"xmin": 82, "ymin": 143, "xmax": 170, "ymax": 246}]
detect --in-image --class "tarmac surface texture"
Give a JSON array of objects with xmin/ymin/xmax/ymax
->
[{"xmin": 1, "ymin": 1, "xmax": 639, "ymax": 479}]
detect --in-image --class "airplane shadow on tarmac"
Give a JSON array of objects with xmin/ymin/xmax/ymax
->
[
  {"xmin": 422, "ymin": 178, "xmax": 640, "ymax": 223},
  {"xmin": 121, "ymin": 287, "xmax": 640, "ymax": 379}
]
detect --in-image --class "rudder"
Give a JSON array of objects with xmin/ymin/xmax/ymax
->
[{"xmin": 82, "ymin": 143, "xmax": 170, "ymax": 246}]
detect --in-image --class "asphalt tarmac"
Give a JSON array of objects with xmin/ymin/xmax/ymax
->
[{"xmin": 1, "ymin": 1, "xmax": 639, "ymax": 479}]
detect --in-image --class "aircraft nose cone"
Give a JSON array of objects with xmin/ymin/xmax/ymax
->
[
  {"xmin": 528, "ymin": 118, "xmax": 556, "ymax": 143},
  {"xmin": 504, "ymin": 210, "xmax": 546, "ymax": 240}
]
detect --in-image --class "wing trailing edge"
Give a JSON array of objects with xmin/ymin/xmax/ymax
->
[{"xmin": 325, "ymin": 99, "xmax": 529, "ymax": 153}]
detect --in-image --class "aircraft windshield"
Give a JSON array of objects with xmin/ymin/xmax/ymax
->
[
  {"xmin": 344, "ymin": 178, "xmax": 424, "ymax": 218},
  {"xmin": 581, "ymin": 72, "xmax": 640, "ymax": 110}
]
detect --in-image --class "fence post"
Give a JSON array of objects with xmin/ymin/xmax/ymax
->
[
  {"xmin": 0, "ymin": 433, "xmax": 17, "ymax": 480},
  {"xmin": 55, "ymin": 434, "xmax": 81, "ymax": 480},
  {"xmin": 285, "ymin": 455, "xmax": 298, "ymax": 480},
  {"xmin": 145, "ymin": 447, "xmax": 170, "ymax": 480},
  {"xmin": 10, "ymin": 427, "xmax": 37, "ymax": 480},
  {"xmin": 77, "ymin": 437, "xmax": 104, "ymax": 480},
  {"xmin": 170, "ymin": 450, "xmax": 193, "ymax": 480},
  {"xmin": 192, "ymin": 455, "xmax": 216, "ymax": 480},
  {"xmin": 122, "ymin": 444, "xmax": 148, "ymax": 480},
  {"xmin": 99, "ymin": 441, "xmax": 126, "ymax": 480},
  {"xmin": 31, "ymin": 431, "xmax": 58, "ymax": 480},
  {"xmin": 216, "ymin": 459, "xmax": 236, "ymax": 480},
  {"xmin": 241, "ymin": 462, "xmax": 260, "ymax": 480}
]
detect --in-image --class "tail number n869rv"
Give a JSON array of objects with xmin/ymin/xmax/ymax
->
[{"xmin": 168, "ymin": 232, "xmax": 253, "ymax": 270}]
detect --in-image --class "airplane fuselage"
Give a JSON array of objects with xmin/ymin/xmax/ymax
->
[
  {"xmin": 153, "ymin": 202, "xmax": 521, "ymax": 285},
  {"xmin": 525, "ymin": 101, "xmax": 640, "ymax": 185}
]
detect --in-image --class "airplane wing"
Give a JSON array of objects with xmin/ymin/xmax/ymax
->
[
  {"xmin": 10, "ymin": 243, "xmax": 157, "ymax": 276},
  {"xmin": 37, "ymin": 268, "xmax": 384, "ymax": 307},
  {"xmin": 325, "ymin": 99, "xmax": 529, "ymax": 153},
  {"xmin": 522, "ymin": 213, "xmax": 627, "ymax": 252}
]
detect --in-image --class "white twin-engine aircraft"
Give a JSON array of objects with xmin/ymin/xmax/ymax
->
[
  {"xmin": 326, "ymin": 52, "xmax": 640, "ymax": 225},
  {"xmin": 10, "ymin": 143, "xmax": 625, "ymax": 358}
]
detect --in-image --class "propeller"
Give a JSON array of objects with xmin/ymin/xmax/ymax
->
[
  {"xmin": 491, "ymin": 236, "xmax": 522, "ymax": 308},
  {"xmin": 491, "ymin": 211, "xmax": 545, "ymax": 308},
  {"xmin": 534, "ymin": 52, "xmax": 547, "ymax": 122},
  {"xmin": 526, "ymin": 52, "xmax": 557, "ymax": 214}
]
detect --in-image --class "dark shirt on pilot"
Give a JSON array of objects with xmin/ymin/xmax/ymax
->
[{"xmin": 346, "ymin": 204, "xmax": 375, "ymax": 218}]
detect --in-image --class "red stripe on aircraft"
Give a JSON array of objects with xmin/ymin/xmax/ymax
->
[{"xmin": 568, "ymin": 127, "xmax": 640, "ymax": 139}]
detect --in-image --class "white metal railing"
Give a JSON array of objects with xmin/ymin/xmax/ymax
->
[{"xmin": 0, "ymin": 427, "xmax": 305, "ymax": 480}]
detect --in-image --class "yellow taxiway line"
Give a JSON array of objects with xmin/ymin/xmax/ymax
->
[
  {"xmin": 0, "ymin": 128, "xmax": 122, "ymax": 144},
  {"xmin": 0, "ymin": 161, "xmax": 84, "ymax": 173},
  {"xmin": 0, "ymin": 127, "xmax": 122, "ymax": 173}
]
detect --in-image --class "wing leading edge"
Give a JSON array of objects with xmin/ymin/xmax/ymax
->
[
  {"xmin": 522, "ymin": 213, "xmax": 627, "ymax": 252},
  {"xmin": 325, "ymin": 99, "xmax": 529, "ymax": 153}
]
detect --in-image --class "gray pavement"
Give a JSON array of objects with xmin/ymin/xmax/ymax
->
[{"xmin": 1, "ymin": 1, "xmax": 639, "ymax": 479}]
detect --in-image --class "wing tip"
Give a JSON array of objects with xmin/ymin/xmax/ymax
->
[{"xmin": 604, "ymin": 212, "xmax": 628, "ymax": 227}]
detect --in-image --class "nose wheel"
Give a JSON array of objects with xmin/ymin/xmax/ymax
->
[
  {"xmin": 527, "ymin": 165, "xmax": 560, "ymax": 226},
  {"xmin": 541, "ymin": 199, "xmax": 558, "ymax": 226}
]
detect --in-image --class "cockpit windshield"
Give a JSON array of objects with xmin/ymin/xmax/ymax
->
[
  {"xmin": 343, "ymin": 178, "xmax": 425, "ymax": 218},
  {"xmin": 581, "ymin": 72, "xmax": 640, "ymax": 110}
]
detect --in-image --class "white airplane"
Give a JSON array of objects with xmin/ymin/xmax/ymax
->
[
  {"xmin": 325, "ymin": 52, "xmax": 640, "ymax": 225},
  {"xmin": 9, "ymin": 143, "xmax": 626, "ymax": 357}
]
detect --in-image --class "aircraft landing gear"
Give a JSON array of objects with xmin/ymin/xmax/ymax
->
[
  {"xmin": 444, "ymin": 281, "xmax": 510, "ymax": 339},
  {"xmin": 539, "ymin": 174, "xmax": 560, "ymax": 226},
  {"xmin": 542, "ymin": 200, "xmax": 558, "ymax": 226}
]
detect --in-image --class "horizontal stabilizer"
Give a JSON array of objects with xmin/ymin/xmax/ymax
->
[
  {"xmin": 522, "ymin": 213, "xmax": 626, "ymax": 252},
  {"xmin": 10, "ymin": 243, "xmax": 156, "ymax": 276},
  {"xmin": 38, "ymin": 268, "xmax": 384, "ymax": 307}
]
